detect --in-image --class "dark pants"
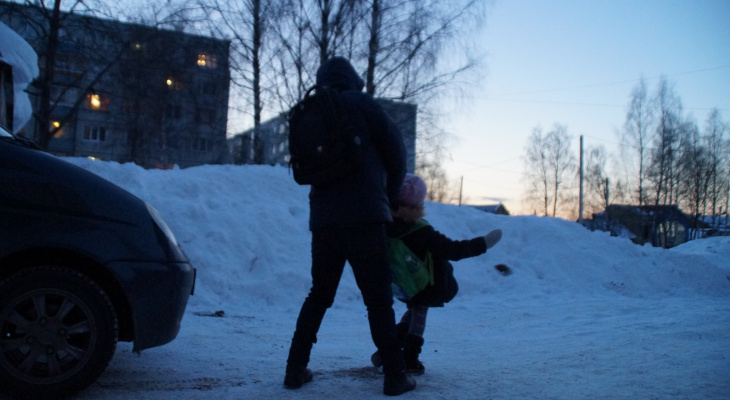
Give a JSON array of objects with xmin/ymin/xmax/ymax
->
[{"xmin": 287, "ymin": 224, "xmax": 405, "ymax": 376}]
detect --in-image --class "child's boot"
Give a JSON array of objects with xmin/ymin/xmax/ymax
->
[
  {"xmin": 371, "ymin": 322, "xmax": 409, "ymax": 367},
  {"xmin": 403, "ymin": 334, "xmax": 425, "ymax": 375}
]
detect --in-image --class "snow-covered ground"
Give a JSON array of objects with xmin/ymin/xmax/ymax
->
[{"xmin": 35, "ymin": 160, "xmax": 730, "ymax": 398}]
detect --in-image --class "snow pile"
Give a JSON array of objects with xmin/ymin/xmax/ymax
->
[
  {"xmin": 66, "ymin": 157, "xmax": 730, "ymax": 310},
  {"xmin": 60, "ymin": 158, "xmax": 729, "ymax": 400}
]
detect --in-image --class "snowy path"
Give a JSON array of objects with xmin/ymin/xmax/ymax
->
[{"xmin": 70, "ymin": 295, "xmax": 729, "ymax": 400}]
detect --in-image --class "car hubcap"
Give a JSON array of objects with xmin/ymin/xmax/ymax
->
[{"xmin": 0, "ymin": 289, "xmax": 97, "ymax": 384}]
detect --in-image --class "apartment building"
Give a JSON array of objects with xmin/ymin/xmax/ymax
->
[
  {"xmin": 230, "ymin": 99, "xmax": 418, "ymax": 173},
  {"xmin": 0, "ymin": 1, "xmax": 230, "ymax": 168}
]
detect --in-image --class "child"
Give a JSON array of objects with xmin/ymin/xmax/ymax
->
[{"xmin": 373, "ymin": 173, "xmax": 503, "ymax": 375}]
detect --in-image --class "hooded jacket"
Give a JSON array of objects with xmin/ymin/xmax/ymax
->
[{"xmin": 308, "ymin": 57, "xmax": 407, "ymax": 230}]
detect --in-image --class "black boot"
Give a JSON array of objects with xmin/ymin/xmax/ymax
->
[
  {"xmin": 284, "ymin": 333, "xmax": 315, "ymax": 389},
  {"xmin": 284, "ymin": 366, "xmax": 313, "ymax": 389},
  {"xmin": 403, "ymin": 334, "xmax": 425, "ymax": 375},
  {"xmin": 383, "ymin": 370, "xmax": 416, "ymax": 396}
]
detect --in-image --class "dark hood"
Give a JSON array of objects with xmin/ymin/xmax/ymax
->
[{"xmin": 316, "ymin": 57, "xmax": 365, "ymax": 91}]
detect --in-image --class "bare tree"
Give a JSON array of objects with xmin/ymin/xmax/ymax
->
[
  {"xmin": 523, "ymin": 126, "xmax": 551, "ymax": 216},
  {"xmin": 678, "ymin": 118, "xmax": 710, "ymax": 238},
  {"xmin": 548, "ymin": 124, "xmax": 577, "ymax": 217},
  {"xmin": 414, "ymin": 122, "xmax": 459, "ymax": 203},
  {"xmin": 362, "ymin": 0, "xmax": 486, "ymax": 201},
  {"xmin": 585, "ymin": 145, "xmax": 611, "ymax": 215},
  {"xmin": 1, "ymin": 0, "xmax": 119, "ymax": 150},
  {"xmin": 195, "ymin": 0, "xmax": 278, "ymax": 163},
  {"xmin": 2, "ymin": 0, "xmax": 205, "ymax": 155},
  {"xmin": 268, "ymin": 0, "xmax": 361, "ymax": 103},
  {"xmin": 703, "ymin": 109, "xmax": 729, "ymax": 228},
  {"xmin": 648, "ymin": 77, "xmax": 683, "ymax": 206},
  {"xmin": 523, "ymin": 124, "xmax": 576, "ymax": 217},
  {"xmin": 619, "ymin": 77, "xmax": 652, "ymax": 205}
]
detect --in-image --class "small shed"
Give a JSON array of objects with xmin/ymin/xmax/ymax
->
[{"xmin": 587, "ymin": 205, "xmax": 690, "ymax": 248}]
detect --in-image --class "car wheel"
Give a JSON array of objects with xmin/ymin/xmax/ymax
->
[{"xmin": 0, "ymin": 265, "xmax": 118, "ymax": 399}]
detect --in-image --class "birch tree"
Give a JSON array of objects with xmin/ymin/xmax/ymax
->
[
  {"xmin": 703, "ymin": 109, "xmax": 729, "ymax": 227},
  {"xmin": 648, "ymin": 77, "xmax": 683, "ymax": 206},
  {"xmin": 620, "ymin": 77, "xmax": 652, "ymax": 205},
  {"xmin": 585, "ymin": 145, "xmax": 611, "ymax": 214}
]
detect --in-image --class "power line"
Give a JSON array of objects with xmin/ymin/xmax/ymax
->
[
  {"xmin": 488, "ymin": 65, "xmax": 730, "ymax": 97},
  {"xmin": 470, "ymin": 65, "xmax": 730, "ymax": 112},
  {"xmin": 452, "ymin": 156, "xmax": 523, "ymax": 175}
]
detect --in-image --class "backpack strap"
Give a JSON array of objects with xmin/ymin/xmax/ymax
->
[
  {"xmin": 396, "ymin": 219, "xmax": 435, "ymax": 286},
  {"xmin": 397, "ymin": 219, "xmax": 430, "ymax": 238}
]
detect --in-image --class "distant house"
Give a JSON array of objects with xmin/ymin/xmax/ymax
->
[
  {"xmin": 471, "ymin": 204, "xmax": 510, "ymax": 216},
  {"xmin": 585, "ymin": 205, "xmax": 691, "ymax": 248}
]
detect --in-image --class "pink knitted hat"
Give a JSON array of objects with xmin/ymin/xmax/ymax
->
[{"xmin": 397, "ymin": 173, "xmax": 428, "ymax": 206}]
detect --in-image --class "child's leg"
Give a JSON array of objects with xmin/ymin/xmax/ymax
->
[
  {"xmin": 399, "ymin": 308, "xmax": 412, "ymax": 327},
  {"xmin": 406, "ymin": 306, "xmax": 428, "ymax": 337},
  {"xmin": 402, "ymin": 306, "xmax": 427, "ymax": 374}
]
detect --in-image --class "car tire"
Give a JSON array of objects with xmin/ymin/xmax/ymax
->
[{"xmin": 0, "ymin": 265, "xmax": 118, "ymax": 399}]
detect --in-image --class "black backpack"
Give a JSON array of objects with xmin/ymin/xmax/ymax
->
[{"xmin": 287, "ymin": 86, "xmax": 363, "ymax": 186}]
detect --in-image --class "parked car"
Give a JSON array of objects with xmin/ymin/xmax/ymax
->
[
  {"xmin": 0, "ymin": 124, "xmax": 196, "ymax": 399},
  {"xmin": 2, "ymin": 21, "xmax": 196, "ymax": 399}
]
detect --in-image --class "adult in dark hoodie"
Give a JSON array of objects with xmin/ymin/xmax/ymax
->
[{"xmin": 284, "ymin": 57, "xmax": 415, "ymax": 396}]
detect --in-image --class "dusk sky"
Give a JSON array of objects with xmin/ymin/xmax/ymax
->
[{"xmin": 446, "ymin": 0, "xmax": 730, "ymax": 215}]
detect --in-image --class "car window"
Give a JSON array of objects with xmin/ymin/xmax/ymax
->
[{"xmin": 0, "ymin": 125, "xmax": 11, "ymax": 137}]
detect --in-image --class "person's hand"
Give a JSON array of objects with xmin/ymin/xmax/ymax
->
[{"xmin": 483, "ymin": 229, "xmax": 502, "ymax": 250}]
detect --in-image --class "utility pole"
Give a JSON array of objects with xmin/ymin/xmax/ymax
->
[
  {"xmin": 579, "ymin": 135, "xmax": 584, "ymax": 223},
  {"xmin": 458, "ymin": 176, "xmax": 463, "ymax": 206}
]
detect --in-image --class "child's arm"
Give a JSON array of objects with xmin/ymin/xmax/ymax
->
[{"xmin": 404, "ymin": 225, "xmax": 490, "ymax": 262}]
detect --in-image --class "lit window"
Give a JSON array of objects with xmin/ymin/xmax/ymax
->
[
  {"xmin": 90, "ymin": 94, "xmax": 101, "ymax": 109},
  {"xmin": 197, "ymin": 54, "xmax": 217, "ymax": 68},
  {"xmin": 166, "ymin": 78, "xmax": 182, "ymax": 90},
  {"xmin": 51, "ymin": 121, "xmax": 64, "ymax": 138},
  {"xmin": 85, "ymin": 94, "xmax": 109, "ymax": 111}
]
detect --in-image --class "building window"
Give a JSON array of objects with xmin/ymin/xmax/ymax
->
[
  {"xmin": 83, "ymin": 126, "xmax": 107, "ymax": 141},
  {"xmin": 85, "ymin": 93, "xmax": 109, "ymax": 111},
  {"xmin": 195, "ymin": 108, "xmax": 215, "ymax": 124},
  {"xmin": 200, "ymin": 83, "xmax": 217, "ymax": 95},
  {"xmin": 197, "ymin": 54, "xmax": 217, "ymax": 69},
  {"xmin": 192, "ymin": 138, "xmax": 209, "ymax": 151},
  {"xmin": 165, "ymin": 104, "xmax": 182, "ymax": 119},
  {"xmin": 51, "ymin": 86, "xmax": 78, "ymax": 107}
]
